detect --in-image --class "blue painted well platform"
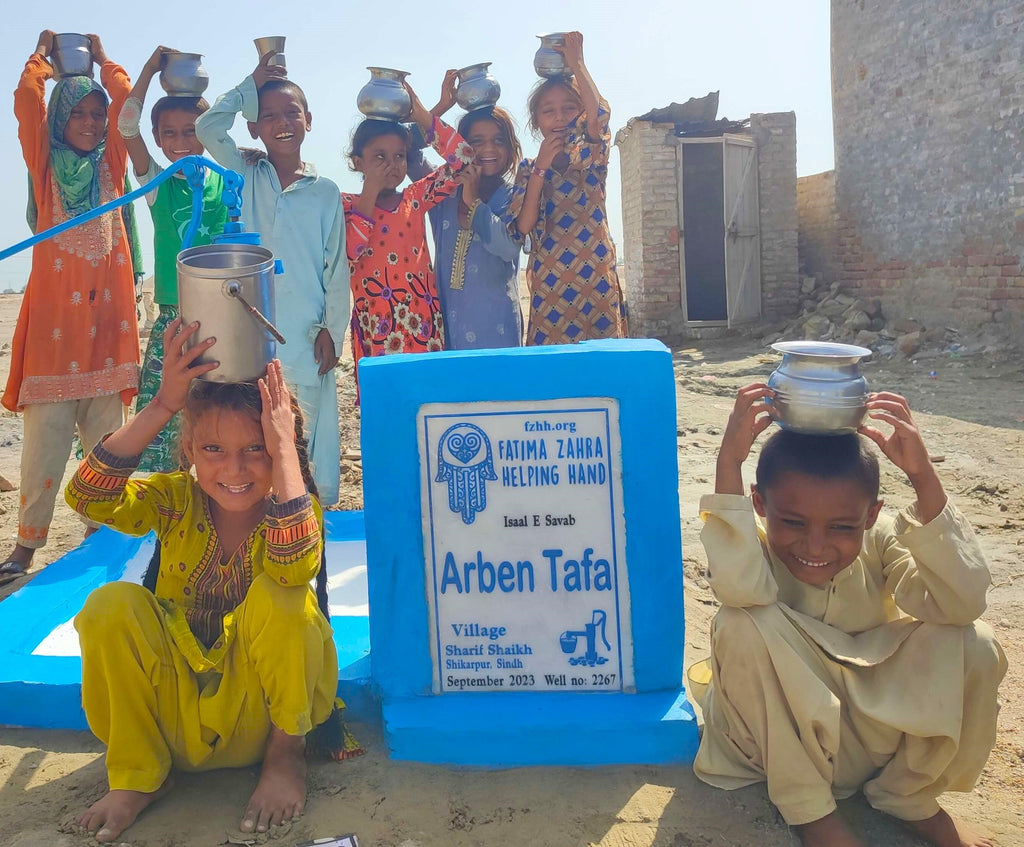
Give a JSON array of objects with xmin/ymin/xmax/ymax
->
[
  {"xmin": 360, "ymin": 340, "xmax": 699, "ymax": 766},
  {"xmin": 385, "ymin": 690, "xmax": 698, "ymax": 766},
  {"xmin": 0, "ymin": 512, "xmax": 375, "ymax": 730}
]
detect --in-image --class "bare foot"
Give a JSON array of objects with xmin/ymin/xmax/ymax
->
[
  {"xmin": 798, "ymin": 811, "xmax": 866, "ymax": 847},
  {"xmin": 240, "ymin": 727, "xmax": 307, "ymax": 833},
  {"xmin": 901, "ymin": 808, "xmax": 995, "ymax": 847},
  {"xmin": 84, "ymin": 526, "xmax": 99, "ymax": 539},
  {"xmin": 76, "ymin": 778, "xmax": 173, "ymax": 843}
]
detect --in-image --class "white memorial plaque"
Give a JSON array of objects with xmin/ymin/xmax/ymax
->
[{"xmin": 419, "ymin": 399, "xmax": 633, "ymax": 694}]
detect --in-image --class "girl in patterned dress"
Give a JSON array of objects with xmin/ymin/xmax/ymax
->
[
  {"xmin": 1, "ymin": 31, "xmax": 139, "ymax": 587},
  {"xmin": 67, "ymin": 324, "xmax": 353, "ymax": 843},
  {"xmin": 342, "ymin": 73, "xmax": 473, "ymax": 377},
  {"xmin": 509, "ymin": 31, "xmax": 628, "ymax": 345}
]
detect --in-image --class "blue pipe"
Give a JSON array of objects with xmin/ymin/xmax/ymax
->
[{"xmin": 0, "ymin": 155, "xmax": 245, "ymax": 263}]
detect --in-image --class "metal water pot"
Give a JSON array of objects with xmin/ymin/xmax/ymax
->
[
  {"xmin": 455, "ymin": 62, "xmax": 501, "ymax": 111},
  {"xmin": 357, "ymin": 67, "xmax": 412, "ymax": 121},
  {"xmin": 159, "ymin": 52, "xmax": 209, "ymax": 97},
  {"xmin": 534, "ymin": 33, "xmax": 571, "ymax": 78},
  {"xmin": 51, "ymin": 33, "xmax": 93, "ymax": 79},
  {"xmin": 766, "ymin": 341, "xmax": 871, "ymax": 435},
  {"xmin": 177, "ymin": 244, "xmax": 286, "ymax": 383},
  {"xmin": 254, "ymin": 36, "xmax": 287, "ymax": 72}
]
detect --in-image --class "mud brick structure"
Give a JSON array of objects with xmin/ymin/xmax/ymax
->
[
  {"xmin": 616, "ymin": 112, "xmax": 798, "ymax": 341},
  {"xmin": 798, "ymin": 1, "xmax": 1024, "ymax": 332}
]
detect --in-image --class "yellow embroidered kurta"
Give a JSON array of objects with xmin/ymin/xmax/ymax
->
[
  {"xmin": 693, "ymin": 494, "xmax": 1006, "ymax": 825},
  {"xmin": 66, "ymin": 443, "xmax": 338, "ymax": 791}
]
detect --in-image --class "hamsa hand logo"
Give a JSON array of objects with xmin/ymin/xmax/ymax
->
[{"xmin": 435, "ymin": 423, "xmax": 497, "ymax": 524}]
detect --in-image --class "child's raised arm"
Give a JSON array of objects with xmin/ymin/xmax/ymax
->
[
  {"xmin": 403, "ymin": 79, "xmax": 473, "ymax": 211},
  {"xmin": 87, "ymin": 35, "xmax": 131, "ymax": 172},
  {"xmin": 352, "ymin": 153, "xmax": 392, "ymax": 221},
  {"xmin": 512, "ymin": 134, "xmax": 564, "ymax": 237},
  {"xmin": 864, "ymin": 396, "xmax": 991, "ymax": 625},
  {"xmin": 15, "ymin": 31, "xmax": 56, "ymax": 176},
  {"xmin": 557, "ymin": 32, "xmax": 602, "ymax": 142},
  {"xmin": 118, "ymin": 46, "xmax": 171, "ymax": 178},
  {"xmin": 859, "ymin": 392, "xmax": 947, "ymax": 522},
  {"xmin": 195, "ymin": 53, "xmax": 284, "ymax": 172},
  {"xmin": 715, "ymin": 384, "xmax": 774, "ymax": 495},
  {"xmin": 429, "ymin": 69, "xmax": 458, "ymax": 120},
  {"xmin": 405, "ymin": 69, "xmax": 459, "ymax": 183},
  {"xmin": 101, "ymin": 319, "xmax": 217, "ymax": 459},
  {"xmin": 695, "ymin": 384, "xmax": 780, "ymax": 609},
  {"xmin": 258, "ymin": 360, "xmax": 306, "ymax": 503}
]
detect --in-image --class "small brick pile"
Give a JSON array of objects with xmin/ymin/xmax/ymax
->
[{"xmin": 758, "ymin": 276, "xmax": 960, "ymax": 359}]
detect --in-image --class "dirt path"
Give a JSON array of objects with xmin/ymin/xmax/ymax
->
[{"xmin": 0, "ymin": 292, "xmax": 1021, "ymax": 846}]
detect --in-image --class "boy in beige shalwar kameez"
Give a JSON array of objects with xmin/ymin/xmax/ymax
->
[{"xmin": 692, "ymin": 385, "xmax": 1006, "ymax": 847}]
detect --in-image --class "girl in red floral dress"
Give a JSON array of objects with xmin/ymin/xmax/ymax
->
[{"xmin": 342, "ymin": 72, "xmax": 473, "ymax": 376}]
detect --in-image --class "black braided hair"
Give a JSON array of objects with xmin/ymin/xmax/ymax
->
[
  {"xmin": 140, "ymin": 379, "xmax": 330, "ymax": 621},
  {"xmin": 289, "ymin": 394, "xmax": 331, "ymax": 619}
]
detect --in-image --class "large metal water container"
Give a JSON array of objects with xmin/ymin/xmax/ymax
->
[
  {"xmin": 177, "ymin": 243, "xmax": 281, "ymax": 383},
  {"xmin": 766, "ymin": 341, "xmax": 870, "ymax": 434}
]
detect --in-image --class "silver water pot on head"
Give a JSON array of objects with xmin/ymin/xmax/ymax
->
[
  {"xmin": 766, "ymin": 341, "xmax": 871, "ymax": 435},
  {"xmin": 177, "ymin": 243, "xmax": 286, "ymax": 383},
  {"xmin": 357, "ymin": 67, "xmax": 412, "ymax": 121},
  {"xmin": 51, "ymin": 33, "xmax": 94, "ymax": 79},
  {"xmin": 534, "ymin": 33, "xmax": 571, "ymax": 78},
  {"xmin": 159, "ymin": 52, "xmax": 209, "ymax": 97},
  {"xmin": 455, "ymin": 62, "xmax": 500, "ymax": 111}
]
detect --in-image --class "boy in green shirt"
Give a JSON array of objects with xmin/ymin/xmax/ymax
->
[{"xmin": 119, "ymin": 46, "xmax": 227, "ymax": 471}]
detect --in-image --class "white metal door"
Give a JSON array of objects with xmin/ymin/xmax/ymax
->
[{"xmin": 722, "ymin": 134, "xmax": 761, "ymax": 326}]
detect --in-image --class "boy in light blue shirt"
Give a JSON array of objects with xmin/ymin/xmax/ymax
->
[{"xmin": 197, "ymin": 51, "xmax": 347, "ymax": 504}]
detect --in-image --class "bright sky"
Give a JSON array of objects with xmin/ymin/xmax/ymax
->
[{"xmin": 0, "ymin": 1, "xmax": 833, "ymax": 291}]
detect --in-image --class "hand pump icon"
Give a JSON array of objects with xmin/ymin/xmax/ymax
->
[{"xmin": 559, "ymin": 610, "xmax": 611, "ymax": 667}]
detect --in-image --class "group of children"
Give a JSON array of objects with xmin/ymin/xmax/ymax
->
[
  {"xmin": 0, "ymin": 27, "xmax": 1007, "ymax": 847},
  {"xmin": 0, "ymin": 28, "xmax": 626, "ymax": 584}
]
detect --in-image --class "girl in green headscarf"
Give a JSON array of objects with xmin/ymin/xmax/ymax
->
[
  {"xmin": 1, "ymin": 31, "xmax": 141, "ymax": 586},
  {"xmin": 26, "ymin": 53, "xmax": 145, "ymax": 283}
]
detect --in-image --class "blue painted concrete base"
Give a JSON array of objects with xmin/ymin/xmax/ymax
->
[
  {"xmin": 382, "ymin": 689, "xmax": 699, "ymax": 767},
  {"xmin": 0, "ymin": 515, "xmax": 377, "ymax": 729}
]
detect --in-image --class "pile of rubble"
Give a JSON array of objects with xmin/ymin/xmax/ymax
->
[{"xmin": 759, "ymin": 276, "xmax": 958, "ymax": 358}]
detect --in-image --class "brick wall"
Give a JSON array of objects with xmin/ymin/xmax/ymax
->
[
  {"xmin": 750, "ymin": 113, "xmax": 800, "ymax": 320},
  {"xmin": 616, "ymin": 113, "xmax": 800, "ymax": 340},
  {"xmin": 831, "ymin": 0, "xmax": 1024, "ymax": 331},
  {"xmin": 615, "ymin": 119, "xmax": 686, "ymax": 340},
  {"xmin": 797, "ymin": 170, "xmax": 840, "ymax": 286}
]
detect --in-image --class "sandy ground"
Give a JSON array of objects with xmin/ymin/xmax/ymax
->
[{"xmin": 0, "ymin": 290, "xmax": 1022, "ymax": 847}]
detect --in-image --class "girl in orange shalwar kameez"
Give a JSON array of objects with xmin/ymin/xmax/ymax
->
[{"xmin": 0, "ymin": 30, "xmax": 139, "ymax": 584}]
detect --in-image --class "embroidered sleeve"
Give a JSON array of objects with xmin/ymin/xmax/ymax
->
[
  {"xmin": 566, "ymin": 99, "xmax": 611, "ymax": 170},
  {"xmin": 64, "ymin": 440, "xmax": 178, "ymax": 537},
  {"xmin": 406, "ymin": 118, "xmax": 474, "ymax": 212},
  {"xmin": 15, "ymin": 54, "xmax": 52, "ymax": 176},
  {"xmin": 342, "ymin": 193, "xmax": 374, "ymax": 264},
  {"xmin": 263, "ymin": 494, "xmax": 323, "ymax": 586}
]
